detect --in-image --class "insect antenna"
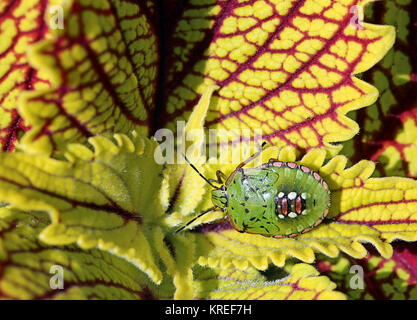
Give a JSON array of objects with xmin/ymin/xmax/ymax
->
[
  {"xmin": 225, "ymin": 141, "xmax": 268, "ymax": 185},
  {"xmin": 181, "ymin": 153, "xmax": 218, "ymax": 188},
  {"xmin": 236, "ymin": 141, "xmax": 268, "ymax": 170},
  {"xmin": 174, "ymin": 206, "xmax": 217, "ymax": 234}
]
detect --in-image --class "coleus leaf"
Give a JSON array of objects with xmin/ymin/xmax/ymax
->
[
  {"xmin": 342, "ymin": 0, "xmax": 417, "ymax": 176},
  {"xmin": 154, "ymin": 232, "xmax": 197, "ymax": 299},
  {"xmin": 0, "ymin": 0, "xmax": 405, "ymax": 300},
  {"xmin": 193, "ymin": 263, "xmax": 346, "ymax": 300},
  {"xmin": 192, "ymin": 147, "xmax": 394, "ymax": 270},
  {"xmin": 164, "ymin": 92, "xmax": 417, "ymax": 272},
  {"xmin": 160, "ymin": 0, "xmax": 395, "ymax": 155},
  {"xmin": 0, "ymin": 0, "xmax": 50, "ymax": 151},
  {"xmin": 329, "ymin": 0, "xmax": 417, "ymax": 299},
  {"xmin": 370, "ymin": 108, "xmax": 417, "ymax": 178},
  {"xmin": 317, "ymin": 242, "xmax": 417, "ymax": 300},
  {"xmin": 0, "ymin": 131, "xmax": 198, "ymax": 298},
  {"xmin": 18, "ymin": 0, "xmax": 158, "ymax": 154},
  {"xmin": 0, "ymin": 207, "xmax": 174, "ymax": 299},
  {"xmin": 17, "ymin": 0, "xmax": 396, "ymax": 156},
  {"xmin": 0, "ymin": 133, "xmax": 157, "ymax": 282}
]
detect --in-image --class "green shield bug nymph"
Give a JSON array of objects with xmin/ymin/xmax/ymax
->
[{"xmin": 175, "ymin": 143, "xmax": 331, "ymax": 238}]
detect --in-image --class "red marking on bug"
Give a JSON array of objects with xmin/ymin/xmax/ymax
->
[
  {"xmin": 281, "ymin": 197, "xmax": 288, "ymax": 215},
  {"xmin": 295, "ymin": 196, "xmax": 302, "ymax": 213},
  {"xmin": 322, "ymin": 180, "xmax": 328, "ymax": 190},
  {"xmin": 301, "ymin": 166, "xmax": 310, "ymax": 173},
  {"xmin": 323, "ymin": 209, "xmax": 329, "ymax": 217}
]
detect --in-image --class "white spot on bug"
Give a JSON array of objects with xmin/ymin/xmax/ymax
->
[
  {"xmin": 278, "ymin": 192, "xmax": 285, "ymax": 198},
  {"xmin": 288, "ymin": 212, "xmax": 297, "ymax": 218},
  {"xmin": 301, "ymin": 210, "xmax": 307, "ymax": 215},
  {"xmin": 288, "ymin": 192, "xmax": 297, "ymax": 200},
  {"xmin": 301, "ymin": 193, "xmax": 307, "ymax": 200},
  {"xmin": 278, "ymin": 214, "xmax": 285, "ymax": 219}
]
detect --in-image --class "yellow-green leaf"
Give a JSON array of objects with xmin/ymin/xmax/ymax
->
[
  {"xmin": 153, "ymin": 231, "xmax": 196, "ymax": 299},
  {"xmin": 341, "ymin": 0, "xmax": 417, "ymax": 178},
  {"xmin": 18, "ymin": 0, "xmax": 157, "ymax": 154},
  {"xmin": 0, "ymin": 0, "xmax": 50, "ymax": 151},
  {"xmin": 190, "ymin": 146, "xmax": 416, "ymax": 270},
  {"xmin": 0, "ymin": 132, "xmax": 164, "ymax": 283},
  {"xmin": 0, "ymin": 207, "xmax": 174, "ymax": 299},
  {"xmin": 193, "ymin": 263, "xmax": 345, "ymax": 300},
  {"xmin": 317, "ymin": 242, "xmax": 417, "ymax": 300},
  {"xmin": 0, "ymin": 0, "xmax": 412, "ymax": 301},
  {"xmin": 157, "ymin": 85, "xmax": 417, "ymax": 273},
  {"xmin": 370, "ymin": 109, "xmax": 417, "ymax": 178},
  {"xmin": 161, "ymin": 0, "xmax": 395, "ymax": 155}
]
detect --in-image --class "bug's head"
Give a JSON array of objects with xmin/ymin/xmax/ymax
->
[{"xmin": 211, "ymin": 185, "xmax": 228, "ymax": 209}]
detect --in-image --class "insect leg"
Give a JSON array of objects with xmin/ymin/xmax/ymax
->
[
  {"xmin": 208, "ymin": 170, "xmax": 228, "ymax": 184},
  {"xmin": 225, "ymin": 142, "xmax": 267, "ymax": 185},
  {"xmin": 217, "ymin": 170, "xmax": 228, "ymax": 182},
  {"xmin": 236, "ymin": 141, "xmax": 267, "ymax": 170},
  {"xmin": 174, "ymin": 206, "xmax": 218, "ymax": 234}
]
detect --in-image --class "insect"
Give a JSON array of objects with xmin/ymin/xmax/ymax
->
[{"xmin": 175, "ymin": 143, "xmax": 331, "ymax": 238}]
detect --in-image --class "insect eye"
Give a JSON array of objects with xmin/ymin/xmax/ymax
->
[{"xmin": 221, "ymin": 185, "xmax": 226, "ymax": 191}]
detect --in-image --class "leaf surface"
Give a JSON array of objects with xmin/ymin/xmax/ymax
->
[
  {"xmin": 317, "ymin": 242, "xmax": 417, "ymax": 300},
  {"xmin": 19, "ymin": 0, "xmax": 158, "ymax": 154},
  {"xmin": 0, "ymin": 0, "xmax": 50, "ymax": 151},
  {"xmin": 193, "ymin": 263, "xmax": 345, "ymax": 300},
  {"xmin": 160, "ymin": 0, "xmax": 395, "ymax": 155},
  {"xmin": 186, "ymin": 146, "xmax": 417, "ymax": 270},
  {"xmin": 342, "ymin": 0, "xmax": 417, "ymax": 177},
  {"xmin": 0, "ymin": 133, "xmax": 165, "ymax": 283},
  {"xmin": 0, "ymin": 208, "xmax": 173, "ymax": 299}
]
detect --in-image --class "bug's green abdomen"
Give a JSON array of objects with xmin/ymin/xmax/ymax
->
[{"xmin": 226, "ymin": 161, "xmax": 330, "ymax": 238}]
